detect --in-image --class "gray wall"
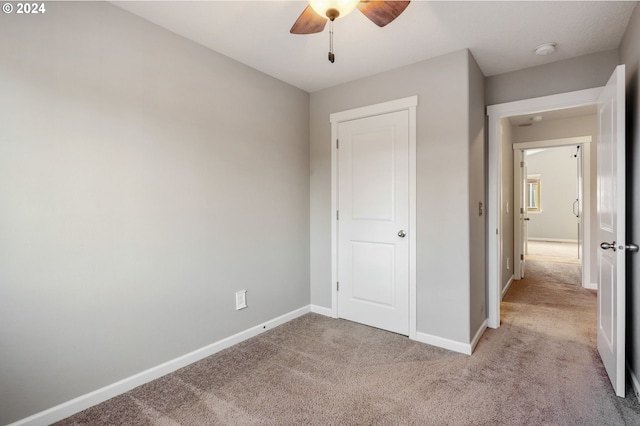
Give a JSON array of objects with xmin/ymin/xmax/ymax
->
[
  {"xmin": 0, "ymin": 3, "xmax": 310, "ymax": 424},
  {"xmin": 310, "ymin": 49, "xmax": 485, "ymax": 344},
  {"xmin": 524, "ymin": 147, "xmax": 579, "ymax": 241},
  {"xmin": 500, "ymin": 119, "xmax": 514, "ymax": 291},
  {"xmin": 486, "ymin": 49, "xmax": 620, "ymax": 105},
  {"xmin": 620, "ymin": 1, "xmax": 640, "ymax": 393}
]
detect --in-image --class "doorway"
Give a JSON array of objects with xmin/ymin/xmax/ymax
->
[
  {"xmin": 512, "ymin": 139, "xmax": 593, "ymax": 290},
  {"xmin": 486, "ymin": 87, "xmax": 602, "ymax": 329}
]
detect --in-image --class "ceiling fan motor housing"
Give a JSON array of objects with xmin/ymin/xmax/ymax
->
[{"xmin": 326, "ymin": 8, "xmax": 340, "ymax": 21}]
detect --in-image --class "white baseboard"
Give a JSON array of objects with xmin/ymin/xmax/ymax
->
[
  {"xmin": 628, "ymin": 363, "xmax": 640, "ymax": 402},
  {"xmin": 310, "ymin": 304, "xmax": 335, "ymax": 317},
  {"xmin": 470, "ymin": 319, "xmax": 488, "ymax": 354},
  {"xmin": 414, "ymin": 331, "xmax": 472, "ymax": 355},
  {"xmin": 502, "ymin": 275, "xmax": 514, "ymax": 299},
  {"xmin": 585, "ymin": 282, "xmax": 598, "ymax": 290},
  {"xmin": 9, "ymin": 306, "xmax": 311, "ymax": 426},
  {"xmin": 527, "ymin": 238, "xmax": 578, "ymax": 243}
]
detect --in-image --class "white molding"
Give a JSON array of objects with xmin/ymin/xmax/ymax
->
[
  {"xmin": 502, "ymin": 275, "xmax": 514, "ymax": 299},
  {"xmin": 487, "ymin": 87, "xmax": 603, "ymax": 329},
  {"xmin": 329, "ymin": 96, "xmax": 418, "ymax": 123},
  {"xmin": 527, "ymin": 238, "xmax": 579, "ymax": 243},
  {"xmin": 415, "ymin": 332, "xmax": 472, "ymax": 356},
  {"xmin": 512, "ymin": 136, "xmax": 592, "ymax": 151},
  {"xmin": 330, "ymin": 96, "xmax": 418, "ymax": 339},
  {"xmin": 628, "ymin": 363, "xmax": 640, "ymax": 402},
  {"xmin": 585, "ymin": 282, "xmax": 598, "ymax": 291},
  {"xmin": 9, "ymin": 306, "xmax": 311, "ymax": 426},
  {"xmin": 408, "ymin": 102, "xmax": 417, "ymax": 340},
  {"xmin": 470, "ymin": 320, "xmax": 488, "ymax": 354},
  {"xmin": 486, "ymin": 87, "xmax": 603, "ymax": 118},
  {"xmin": 310, "ymin": 304, "xmax": 334, "ymax": 317}
]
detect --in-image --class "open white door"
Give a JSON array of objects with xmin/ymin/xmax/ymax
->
[{"xmin": 597, "ymin": 64, "xmax": 626, "ymax": 397}]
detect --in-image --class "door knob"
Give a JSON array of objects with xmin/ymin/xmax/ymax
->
[
  {"xmin": 618, "ymin": 243, "xmax": 639, "ymax": 253},
  {"xmin": 398, "ymin": 230, "xmax": 406, "ymax": 238},
  {"xmin": 600, "ymin": 241, "xmax": 616, "ymax": 251},
  {"xmin": 523, "ymin": 217, "xmax": 530, "ymax": 221}
]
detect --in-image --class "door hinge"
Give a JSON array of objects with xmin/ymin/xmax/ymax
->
[
  {"xmin": 336, "ymin": 139, "xmax": 339, "ymax": 149},
  {"xmin": 520, "ymin": 207, "xmax": 525, "ymax": 214},
  {"xmin": 521, "ymin": 161, "xmax": 525, "ymax": 168},
  {"xmin": 336, "ymin": 210, "xmax": 339, "ymax": 220},
  {"xmin": 520, "ymin": 254, "xmax": 524, "ymax": 260},
  {"xmin": 337, "ymin": 281, "xmax": 339, "ymax": 291}
]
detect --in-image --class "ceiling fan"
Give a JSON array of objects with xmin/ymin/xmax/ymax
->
[{"xmin": 290, "ymin": 0, "xmax": 411, "ymax": 63}]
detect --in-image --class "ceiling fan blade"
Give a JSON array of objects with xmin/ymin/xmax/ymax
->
[
  {"xmin": 290, "ymin": 5, "xmax": 327, "ymax": 34},
  {"xmin": 357, "ymin": 1, "xmax": 411, "ymax": 27}
]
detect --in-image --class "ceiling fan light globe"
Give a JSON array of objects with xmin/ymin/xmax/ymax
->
[{"xmin": 309, "ymin": 0, "xmax": 359, "ymax": 20}]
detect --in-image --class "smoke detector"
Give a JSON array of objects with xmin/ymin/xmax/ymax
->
[{"xmin": 535, "ymin": 42, "xmax": 557, "ymax": 56}]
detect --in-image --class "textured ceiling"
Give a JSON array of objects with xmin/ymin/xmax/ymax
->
[{"xmin": 113, "ymin": 1, "xmax": 637, "ymax": 93}]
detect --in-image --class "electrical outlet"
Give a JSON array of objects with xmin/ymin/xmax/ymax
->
[{"xmin": 235, "ymin": 290, "xmax": 247, "ymax": 310}]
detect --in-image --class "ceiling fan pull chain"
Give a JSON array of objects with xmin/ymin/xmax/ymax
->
[{"xmin": 328, "ymin": 19, "xmax": 335, "ymax": 63}]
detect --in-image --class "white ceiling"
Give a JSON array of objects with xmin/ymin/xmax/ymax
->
[{"xmin": 112, "ymin": 1, "xmax": 637, "ymax": 93}]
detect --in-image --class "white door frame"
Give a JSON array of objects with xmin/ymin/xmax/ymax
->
[
  {"xmin": 512, "ymin": 137, "xmax": 593, "ymax": 288},
  {"xmin": 330, "ymin": 96, "xmax": 418, "ymax": 339},
  {"xmin": 487, "ymin": 87, "xmax": 602, "ymax": 329}
]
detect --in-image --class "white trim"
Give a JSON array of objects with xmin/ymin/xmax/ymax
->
[
  {"xmin": 513, "ymin": 148, "xmax": 525, "ymax": 280},
  {"xmin": 586, "ymin": 282, "xmax": 598, "ymax": 291},
  {"xmin": 310, "ymin": 304, "xmax": 334, "ymax": 317},
  {"xmin": 628, "ymin": 363, "xmax": 640, "ymax": 402},
  {"xmin": 408, "ymin": 101, "xmax": 417, "ymax": 340},
  {"xmin": 502, "ymin": 275, "xmax": 514, "ymax": 299},
  {"xmin": 470, "ymin": 320, "xmax": 488, "ymax": 354},
  {"xmin": 330, "ymin": 96, "xmax": 418, "ymax": 339},
  {"xmin": 487, "ymin": 87, "xmax": 602, "ymax": 329},
  {"xmin": 329, "ymin": 96, "xmax": 418, "ymax": 123},
  {"xmin": 415, "ymin": 332, "xmax": 472, "ymax": 355},
  {"xmin": 9, "ymin": 306, "xmax": 311, "ymax": 426},
  {"xmin": 527, "ymin": 238, "xmax": 579, "ymax": 243},
  {"xmin": 512, "ymin": 136, "xmax": 592, "ymax": 151}
]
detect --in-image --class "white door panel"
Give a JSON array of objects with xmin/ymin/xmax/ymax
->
[
  {"xmin": 596, "ymin": 64, "xmax": 625, "ymax": 397},
  {"xmin": 338, "ymin": 110, "xmax": 409, "ymax": 335},
  {"xmin": 351, "ymin": 242, "xmax": 394, "ymax": 306},
  {"xmin": 351, "ymin": 131, "xmax": 394, "ymax": 221}
]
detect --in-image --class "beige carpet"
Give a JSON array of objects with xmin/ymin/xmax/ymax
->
[
  {"xmin": 523, "ymin": 259, "xmax": 582, "ymax": 286},
  {"xmin": 526, "ymin": 240, "xmax": 580, "ymax": 264},
  {"xmin": 56, "ymin": 274, "xmax": 640, "ymax": 425},
  {"xmin": 527, "ymin": 240, "xmax": 579, "ymax": 258}
]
